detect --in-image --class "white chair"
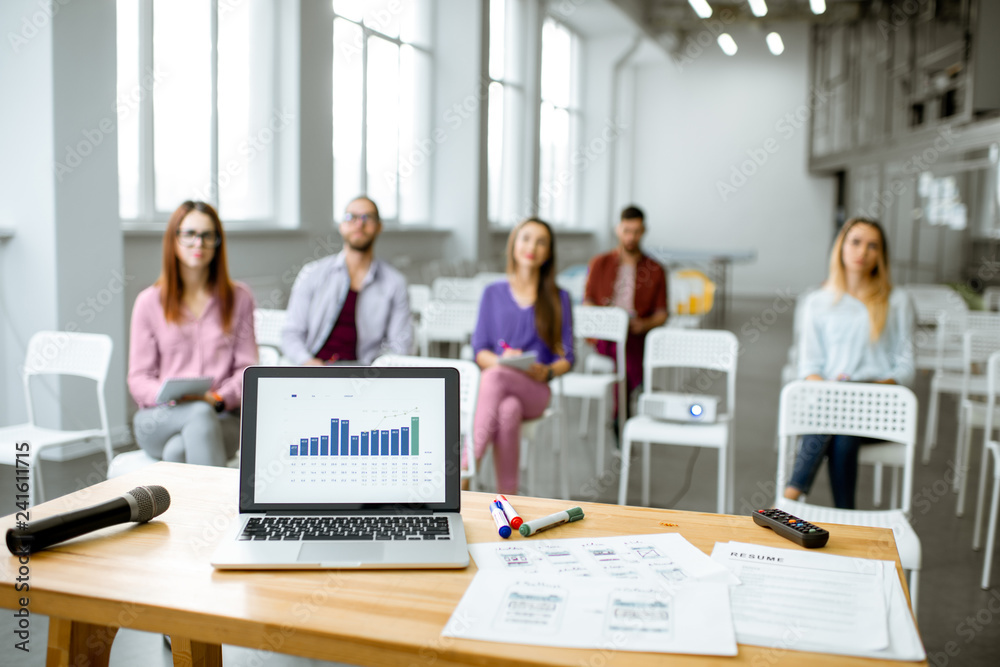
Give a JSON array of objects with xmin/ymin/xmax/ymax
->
[
  {"xmin": 408, "ymin": 284, "xmax": 431, "ymax": 316},
  {"xmin": 903, "ymin": 284, "xmax": 968, "ymax": 372},
  {"xmin": 418, "ymin": 300, "xmax": 479, "ymax": 358},
  {"xmin": 558, "ymin": 306, "xmax": 629, "ymax": 477},
  {"xmin": 372, "ymin": 354, "xmax": 481, "ymax": 488},
  {"xmin": 431, "ymin": 276, "xmax": 482, "ymax": 303},
  {"xmin": 954, "ymin": 329, "xmax": 1000, "ymax": 516},
  {"xmin": 617, "ymin": 328, "xmax": 738, "ymax": 513},
  {"xmin": 519, "ymin": 377, "xmax": 568, "ymax": 500},
  {"xmin": 0, "ymin": 331, "xmax": 114, "ymax": 506},
  {"xmin": 985, "ymin": 286, "xmax": 1000, "ymax": 312},
  {"xmin": 923, "ymin": 311, "xmax": 1000, "ymax": 464},
  {"xmin": 254, "ymin": 307, "xmax": 287, "ymax": 365},
  {"xmin": 973, "ymin": 351, "xmax": 1000, "ymax": 589},
  {"xmin": 775, "ymin": 380, "xmax": 922, "ymax": 611}
]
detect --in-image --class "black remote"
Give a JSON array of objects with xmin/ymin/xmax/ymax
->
[{"xmin": 752, "ymin": 509, "xmax": 829, "ymax": 548}]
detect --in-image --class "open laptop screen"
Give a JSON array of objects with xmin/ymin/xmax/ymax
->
[{"xmin": 239, "ymin": 366, "xmax": 460, "ymax": 512}]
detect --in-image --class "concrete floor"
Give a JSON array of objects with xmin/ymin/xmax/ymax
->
[{"xmin": 2, "ymin": 294, "xmax": 999, "ymax": 666}]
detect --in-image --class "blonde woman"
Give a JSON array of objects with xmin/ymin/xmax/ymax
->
[{"xmin": 783, "ymin": 217, "xmax": 915, "ymax": 509}]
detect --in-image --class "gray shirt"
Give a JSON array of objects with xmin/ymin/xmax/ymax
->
[{"xmin": 281, "ymin": 250, "xmax": 413, "ymax": 364}]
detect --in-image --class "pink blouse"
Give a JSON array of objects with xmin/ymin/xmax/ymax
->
[{"xmin": 128, "ymin": 282, "xmax": 258, "ymax": 410}]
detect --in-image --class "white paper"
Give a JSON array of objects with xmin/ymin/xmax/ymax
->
[
  {"xmin": 469, "ymin": 532, "xmax": 739, "ymax": 585},
  {"xmin": 442, "ymin": 571, "xmax": 737, "ymax": 656},
  {"xmin": 711, "ymin": 541, "xmax": 925, "ymax": 661}
]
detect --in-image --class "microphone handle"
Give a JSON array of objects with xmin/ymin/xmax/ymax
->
[{"xmin": 6, "ymin": 497, "xmax": 133, "ymax": 555}]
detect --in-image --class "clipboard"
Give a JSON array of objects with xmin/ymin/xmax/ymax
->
[
  {"xmin": 155, "ymin": 376, "xmax": 214, "ymax": 404},
  {"xmin": 497, "ymin": 351, "xmax": 538, "ymax": 371}
]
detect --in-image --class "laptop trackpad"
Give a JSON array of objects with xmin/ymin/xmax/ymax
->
[{"xmin": 298, "ymin": 542, "xmax": 385, "ymax": 565}]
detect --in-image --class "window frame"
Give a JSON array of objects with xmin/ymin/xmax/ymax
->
[
  {"xmin": 331, "ymin": 7, "xmax": 434, "ymax": 226},
  {"xmin": 119, "ymin": 0, "xmax": 283, "ymax": 228}
]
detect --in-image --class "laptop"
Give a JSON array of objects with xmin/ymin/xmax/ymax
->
[{"xmin": 211, "ymin": 365, "xmax": 469, "ymax": 569}]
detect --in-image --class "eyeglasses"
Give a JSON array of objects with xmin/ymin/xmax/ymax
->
[
  {"xmin": 342, "ymin": 212, "xmax": 377, "ymax": 226},
  {"xmin": 176, "ymin": 229, "xmax": 221, "ymax": 248}
]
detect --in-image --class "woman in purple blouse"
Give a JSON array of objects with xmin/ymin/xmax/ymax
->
[
  {"xmin": 468, "ymin": 218, "xmax": 574, "ymax": 493},
  {"xmin": 128, "ymin": 201, "xmax": 257, "ymax": 466}
]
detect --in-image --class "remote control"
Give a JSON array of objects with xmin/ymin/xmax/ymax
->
[{"xmin": 752, "ymin": 509, "xmax": 829, "ymax": 548}]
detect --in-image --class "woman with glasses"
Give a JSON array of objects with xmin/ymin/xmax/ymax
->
[
  {"xmin": 127, "ymin": 200, "xmax": 257, "ymax": 466},
  {"xmin": 465, "ymin": 218, "xmax": 574, "ymax": 494},
  {"xmin": 783, "ymin": 217, "xmax": 915, "ymax": 509}
]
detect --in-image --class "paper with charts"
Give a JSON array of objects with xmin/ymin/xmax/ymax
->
[
  {"xmin": 442, "ymin": 571, "xmax": 736, "ymax": 654},
  {"xmin": 710, "ymin": 541, "xmax": 925, "ymax": 661},
  {"xmin": 467, "ymin": 532, "xmax": 739, "ymax": 584},
  {"xmin": 442, "ymin": 533, "xmax": 738, "ymax": 654}
]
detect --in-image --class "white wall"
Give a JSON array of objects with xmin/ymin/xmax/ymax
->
[
  {"xmin": 628, "ymin": 22, "xmax": 836, "ymax": 297},
  {"xmin": 0, "ymin": 0, "xmax": 126, "ymax": 437}
]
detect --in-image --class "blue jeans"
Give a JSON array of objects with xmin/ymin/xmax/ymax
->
[{"xmin": 788, "ymin": 434, "xmax": 880, "ymax": 510}]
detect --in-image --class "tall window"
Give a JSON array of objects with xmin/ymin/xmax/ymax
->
[
  {"xmin": 332, "ymin": 1, "xmax": 432, "ymax": 224},
  {"xmin": 116, "ymin": 0, "xmax": 280, "ymax": 222},
  {"xmin": 486, "ymin": 0, "xmax": 526, "ymax": 226},
  {"xmin": 538, "ymin": 17, "xmax": 580, "ymax": 226}
]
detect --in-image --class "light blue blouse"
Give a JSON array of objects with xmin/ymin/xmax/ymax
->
[{"xmin": 798, "ymin": 288, "xmax": 916, "ymax": 387}]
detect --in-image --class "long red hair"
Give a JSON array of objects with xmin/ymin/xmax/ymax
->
[{"xmin": 157, "ymin": 201, "xmax": 236, "ymax": 333}]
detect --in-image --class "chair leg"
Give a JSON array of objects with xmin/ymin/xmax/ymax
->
[
  {"xmin": 954, "ymin": 404, "xmax": 968, "ymax": 495},
  {"xmin": 890, "ymin": 467, "xmax": 900, "ymax": 511},
  {"xmin": 641, "ymin": 443, "xmax": 651, "ymax": 506},
  {"xmin": 33, "ymin": 459, "xmax": 45, "ymax": 506},
  {"xmin": 579, "ymin": 397, "xmax": 590, "ymax": 435},
  {"xmin": 974, "ymin": 440, "xmax": 993, "ymax": 550},
  {"xmin": 922, "ymin": 382, "xmax": 940, "ymax": 464},
  {"xmin": 982, "ymin": 460, "xmax": 1000, "ymax": 589},
  {"xmin": 595, "ymin": 397, "xmax": 606, "ymax": 478},
  {"xmin": 557, "ymin": 411, "xmax": 569, "ymax": 501},
  {"xmin": 957, "ymin": 408, "xmax": 974, "ymax": 517},
  {"xmin": 717, "ymin": 448, "xmax": 726, "ymax": 515},
  {"xmin": 873, "ymin": 462, "xmax": 884, "ymax": 508},
  {"xmin": 908, "ymin": 569, "xmax": 920, "ymax": 613},
  {"xmin": 618, "ymin": 436, "xmax": 633, "ymax": 506}
]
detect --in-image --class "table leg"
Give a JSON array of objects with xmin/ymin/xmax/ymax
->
[
  {"xmin": 172, "ymin": 636, "xmax": 223, "ymax": 667},
  {"xmin": 46, "ymin": 617, "xmax": 118, "ymax": 667}
]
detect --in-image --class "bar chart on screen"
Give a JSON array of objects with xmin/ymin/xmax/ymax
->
[{"xmin": 252, "ymin": 374, "xmax": 449, "ymax": 504}]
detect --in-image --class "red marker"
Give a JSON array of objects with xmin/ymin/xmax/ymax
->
[{"xmin": 495, "ymin": 494, "xmax": 523, "ymax": 529}]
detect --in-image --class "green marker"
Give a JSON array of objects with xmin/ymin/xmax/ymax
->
[{"xmin": 518, "ymin": 507, "xmax": 585, "ymax": 537}]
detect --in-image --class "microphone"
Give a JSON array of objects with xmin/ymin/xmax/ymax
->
[{"xmin": 6, "ymin": 485, "xmax": 170, "ymax": 555}]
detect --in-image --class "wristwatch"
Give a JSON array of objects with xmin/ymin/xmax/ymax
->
[
  {"xmin": 210, "ymin": 392, "xmax": 225, "ymax": 413},
  {"xmin": 546, "ymin": 366, "xmax": 554, "ymax": 382}
]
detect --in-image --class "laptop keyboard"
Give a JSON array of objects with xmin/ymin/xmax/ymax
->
[{"xmin": 239, "ymin": 515, "xmax": 452, "ymax": 541}]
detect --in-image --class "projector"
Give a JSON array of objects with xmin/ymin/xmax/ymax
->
[{"xmin": 637, "ymin": 392, "xmax": 719, "ymax": 423}]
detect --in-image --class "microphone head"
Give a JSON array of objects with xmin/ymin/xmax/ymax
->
[{"xmin": 127, "ymin": 485, "xmax": 170, "ymax": 522}]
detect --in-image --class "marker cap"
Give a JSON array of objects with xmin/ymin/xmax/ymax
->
[
  {"xmin": 498, "ymin": 524, "xmax": 511, "ymax": 538},
  {"xmin": 565, "ymin": 507, "xmax": 585, "ymax": 522}
]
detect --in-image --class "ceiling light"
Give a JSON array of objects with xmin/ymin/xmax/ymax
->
[
  {"xmin": 748, "ymin": 0, "xmax": 768, "ymax": 17},
  {"xmin": 766, "ymin": 32, "xmax": 784, "ymax": 55},
  {"xmin": 717, "ymin": 33, "xmax": 738, "ymax": 56},
  {"xmin": 688, "ymin": 0, "xmax": 713, "ymax": 19},
  {"xmin": 810, "ymin": 0, "xmax": 827, "ymax": 14}
]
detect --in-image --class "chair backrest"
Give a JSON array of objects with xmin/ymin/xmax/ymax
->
[
  {"xmin": 371, "ymin": 354, "xmax": 481, "ymax": 478},
  {"xmin": 571, "ymin": 305, "xmax": 629, "ymax": 345},
  {"xmin": 776, "ymin": 380, "xmax": 918, "ymax": 514},
  {"xmin": 254, "ymin": 308, "xmax": 287, "ymax": 349},
  {"xmin": 407, "ymin": 284, "xmax": 431, "ymax": 316},
  {"xmin": 642, "ymin": 328, "xmax": 738, "ymax": 416},
  {"xmin": 257, "ymin": 345, "xmax": 281, "ymax": 366},
  {"xmin": 903, "ymin": 284, "xmax": 967, "ymax": 327},
  {"xmin": 420, "ymin": 301, "xmax": 480, "ymax": 352},
  {"xmin": 22, "ymin": 331, "xmax": 113, "ymax": 429},
  {"xmin": 985, "ymin": 286, "xmax": 1000, "ymax": 312},
  {"xmin": 431, "ymin": 276, "xmax": 482, "ymax": 303},
  {"xmin": 960, "ymin": 327, "xmax": 1000, "ymax": 399},
  {"xmin": 984, "ymin": 351, "xmax": 1000, "ymax": 443}
]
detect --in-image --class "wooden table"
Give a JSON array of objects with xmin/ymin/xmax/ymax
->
[{"xmin": 0, "ymin": 462, "xmax": 923, "ymax": 666}]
